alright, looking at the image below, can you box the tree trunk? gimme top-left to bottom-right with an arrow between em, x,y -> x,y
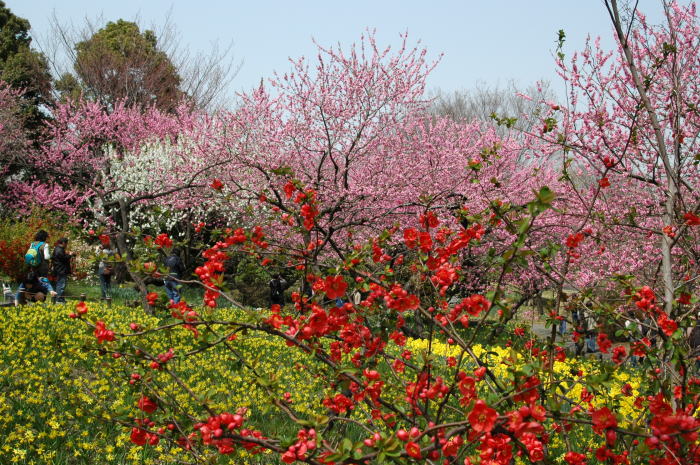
116,199 -> 154,314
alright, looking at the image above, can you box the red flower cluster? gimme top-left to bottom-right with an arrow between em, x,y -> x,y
634,286 -> 656,311
405,441 -> 422,459
137,396 -> 158,413
97,234 -> 110,248
322,393 -> 354,414
69,301 -> 90,319
451,294 -> 491,321
130,423 -> 159,446
431,263 -> 459,295
656,312 -> 678,336
612,346 -> 627,364
403,227 -> 418,248
383,284 -> 420,312
684,211 -> 700,226
323,275 -> 347,299
677,292 -> 692,305
195,411 -> 249,455
281,428 -> 316,464
469,433 -> 512,465
150,348 -> 175,370
591,406 -> 618,435
283,181 -> 296,199
566,232 -> 584,249
419,211 -> 440,229
597,333 -> 612,353
94,320 -> 115,343
210,178 -> 224,191
146,292 -> 159,307
565,451 -> 587,465
154,233 -> 173,249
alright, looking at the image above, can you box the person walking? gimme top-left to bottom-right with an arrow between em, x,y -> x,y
164,248 -> 184,304
51,238 -> 73,303
269,274 -> 287,307
97,245 -> 115,300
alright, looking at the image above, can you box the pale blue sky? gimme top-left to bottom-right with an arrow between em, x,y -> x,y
10,1 -> 667,98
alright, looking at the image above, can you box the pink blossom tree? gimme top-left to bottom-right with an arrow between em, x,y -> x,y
206,33 -> 561,295
507,1 -> 700,358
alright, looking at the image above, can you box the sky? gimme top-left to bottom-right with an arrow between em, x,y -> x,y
10,1 -> 668,100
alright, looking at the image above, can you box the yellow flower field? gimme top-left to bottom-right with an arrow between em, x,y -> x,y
0,302 -> 643,464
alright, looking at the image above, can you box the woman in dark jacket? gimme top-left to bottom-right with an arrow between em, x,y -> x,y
51,238 -> 73,303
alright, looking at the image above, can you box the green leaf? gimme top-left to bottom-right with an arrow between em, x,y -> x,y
536,186 -> 556,206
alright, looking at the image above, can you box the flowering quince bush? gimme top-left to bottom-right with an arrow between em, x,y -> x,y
64,175 -> 700,465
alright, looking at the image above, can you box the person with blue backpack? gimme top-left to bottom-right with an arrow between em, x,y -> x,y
25,230 -> 51,278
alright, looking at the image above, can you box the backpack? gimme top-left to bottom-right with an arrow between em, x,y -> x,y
25,242 -> 45,267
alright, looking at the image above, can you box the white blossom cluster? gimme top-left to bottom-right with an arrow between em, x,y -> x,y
92,138 -> 248,236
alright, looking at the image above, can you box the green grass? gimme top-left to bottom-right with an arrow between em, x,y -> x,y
59,279 -> 206,307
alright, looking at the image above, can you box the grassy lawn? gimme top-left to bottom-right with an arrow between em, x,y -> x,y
59,279 -> 206,306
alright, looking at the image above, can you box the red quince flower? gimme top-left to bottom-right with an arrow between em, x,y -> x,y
612,346 -> 627,365
210,179 -> 224,191
677,292 -> 692,305
684,212 -> 700,226
591,406 -> 617,435
99,234 -> 111,246
130,427 -> 149,445
597,333 -> 612,353
324,276 -> 347,300
154,233 -> 173,249
137,396 -> 158,413
566,232 -> 584,248
418,232 -> 432,253
146,292 -> 159,306
76,301 -> 88,315
565,451 -> 587,465
419,211 -> 440,229
94,320 -> 115,343
403,228 -> 418,249
468,399 -> 498,433
405,441 -> 422,459
283,181 -> 296,199
656,313 -> 678,336
465,294 -> 490,316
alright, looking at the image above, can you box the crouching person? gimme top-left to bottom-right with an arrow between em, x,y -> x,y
15,271 -> 56,306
